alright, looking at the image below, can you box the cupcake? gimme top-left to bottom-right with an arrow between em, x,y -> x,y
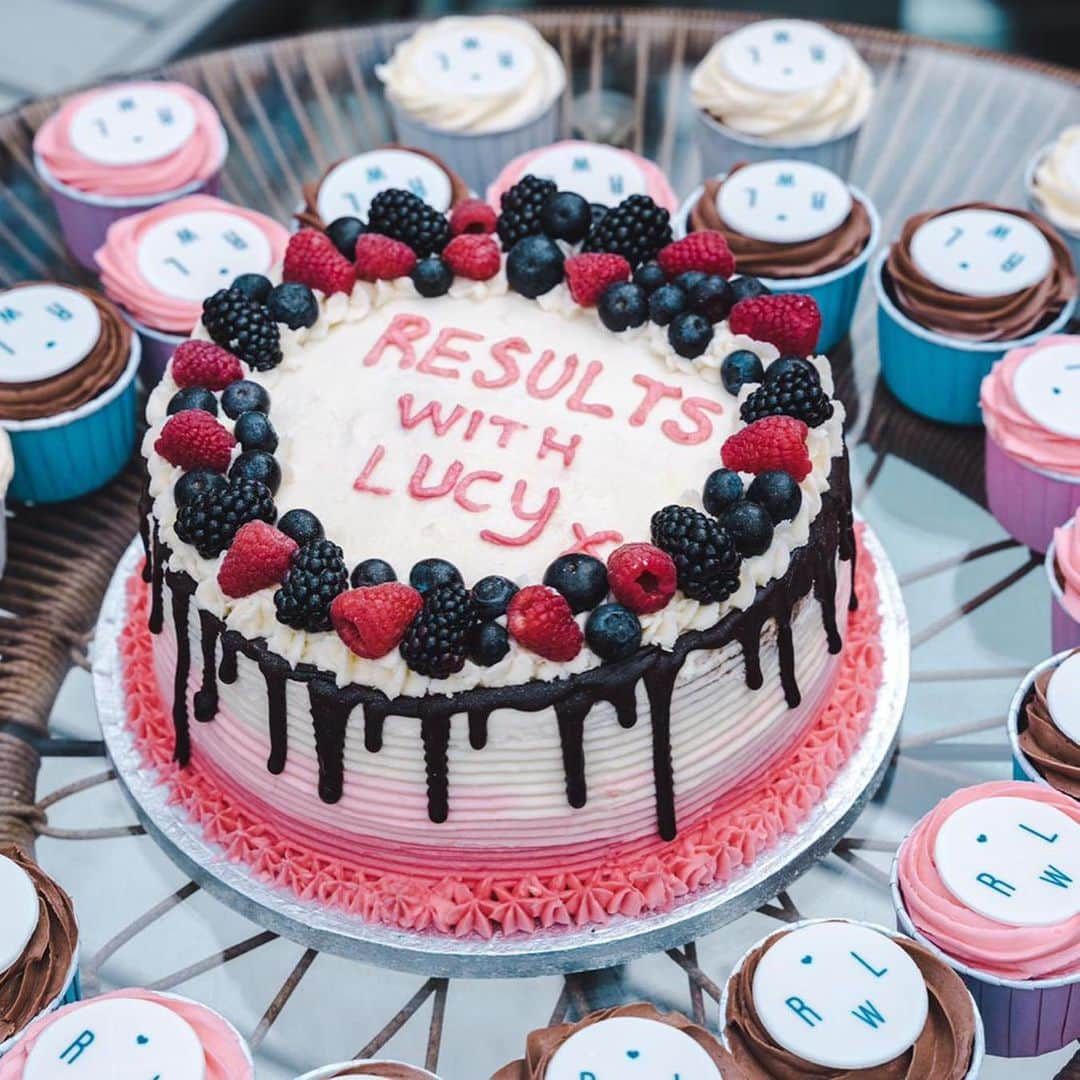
677,159 -> 879,352
0,846 -> 79,1056
690,19 -> 873,179
296,145 -> 470,231
0,989 -> 252,1077
486,140 -> 678,213
893,780 -> 1080,1057
981,334 -> 1080,552
298,1063 -> 440,1079
1027,126 -> 1080,271
1048,512 -> 1080,652
1009,650 -> 1080,797
722,919 -> 981,1078
0,429 -> 11,579
0,282 -> 138,504
492,1003 -> 744,1078
94,193 -> 289,386
876,202 -> 1077,425
376,16 -> 566,194
33,81 -> 227,272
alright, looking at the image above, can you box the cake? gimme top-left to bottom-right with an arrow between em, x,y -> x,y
1010,649 -> 1080,799
1027,125 -> 1080,268
125,179 -> 888,939
1049,510 -> 1080,652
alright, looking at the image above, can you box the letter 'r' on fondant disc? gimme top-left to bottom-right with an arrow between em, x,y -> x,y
0,852 -> 39,975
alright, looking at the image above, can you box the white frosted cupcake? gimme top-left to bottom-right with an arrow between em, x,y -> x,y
1027,126 -> 1080,272
691,19 -> 873,179
377,16 -> 565,194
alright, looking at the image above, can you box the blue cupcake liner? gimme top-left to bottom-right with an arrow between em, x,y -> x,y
873,250 -> 1078,426
3,334 -> 140,504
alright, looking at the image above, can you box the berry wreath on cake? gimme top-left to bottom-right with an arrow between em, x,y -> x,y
125,181 -> 887,939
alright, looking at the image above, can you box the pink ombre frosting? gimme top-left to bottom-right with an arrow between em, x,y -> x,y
0,989 -> 252,1079
34,82 -> 225,199
1055,515 -> 1080,620
898,780 -> 1080,981
980,336 -> 1080,478
95,194 -> 289,334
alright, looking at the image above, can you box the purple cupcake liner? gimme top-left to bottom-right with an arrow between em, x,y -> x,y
1046,529 -> 1080,652
985,431 -> 1080,554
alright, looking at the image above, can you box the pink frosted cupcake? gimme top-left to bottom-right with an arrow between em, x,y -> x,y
486,140 -> 678,212
34,82 -> 227,271
892,780 -> 1080,1058
0,989 -> 252,1077
95,194 -> 288,386
981,334 -> 1080,553
1048,512 -> 1080,652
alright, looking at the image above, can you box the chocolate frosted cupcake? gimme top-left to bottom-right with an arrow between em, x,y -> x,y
1010,649 -> 1080,798
298,1063 -> 439,1079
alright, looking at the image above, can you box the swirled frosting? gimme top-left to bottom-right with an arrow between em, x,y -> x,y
885,203 -> 1076,342
724,925 -> 975,1079
33,82 -> 225,199
689,168 -> 871,278
1031,127 -> 1080,235
690,26 -> 872,143
980,336 -> 1080,478
0,845 -> 77,1044
376,17 -> 565,135
1056,516 -> 1080,620
492,1003 -> 747,1078
897,780 -> 1080,980
1018,654 -> 1080,799
95,194 -> 289,334
0,286 -> 131,422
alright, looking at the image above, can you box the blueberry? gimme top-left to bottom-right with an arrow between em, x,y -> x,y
543,553 -> 608,614
589,203 -> 608,230
472,575 -> 519,619
674,270 -> 707,294
278,508 -> 324,546
326,216 -> 366,260
747,470 -> 802,523
229,450 -> 281,494
174,470 -> 227,508
411,255 -> 453,298
234,410 -> 278,452
598,282 -> 648,333
730,275 -> 771,302
350,557 -> 397,588
540,191 -> 591,244
469,620 -> 510,667
688,275 -> 734,324
585,603 -> 642,662
668,312 -> 714,359
222,380 -> 270,419
721,349 -> 765,395
703,468 -> 744,517
633,261 -> 668,294
765,355 -> 819,384
167,387 -> 218,417
720,500 -> 774,557
267,282 -> 318,329
410,557 -> 462,595
506,235 -> 565,298
231,273 -> 272,304
648,283 -> 687,326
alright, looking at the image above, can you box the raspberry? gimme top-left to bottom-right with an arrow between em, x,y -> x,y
651,506 -> 741,604
721,416 -> 812,481
606,543 -> 677,614
565,253 -> 631,307
657,231 -> 735,279
507,585 -> 583,662
331,583 -> 423,659
172,341 -> 242,390
354,233 -> 418,282
729,294 -> 822,357
443,234 -> 501,281
217,521 -> 297,598
450,198 -> 497,236
154,410 -> 235,472
283,228 -> 356,296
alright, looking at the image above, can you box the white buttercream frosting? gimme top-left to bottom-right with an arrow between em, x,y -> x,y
376,16 -> 566,135
1031,126 -> 1080,235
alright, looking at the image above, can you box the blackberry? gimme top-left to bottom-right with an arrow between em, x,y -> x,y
651,505 -> 741,604
497,175 -> 557,249
202,288 -> 282,372
367,188 -> 450,257
584,194 -> 672,267
399,581 -> 477,678
273,539 -> 348,633
175,476 -> 276,559
740,365 -> 834,427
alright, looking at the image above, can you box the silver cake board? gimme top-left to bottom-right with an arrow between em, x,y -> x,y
91,523 -> 908,979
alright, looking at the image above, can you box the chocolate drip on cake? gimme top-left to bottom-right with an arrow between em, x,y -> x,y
468,710 -> 490,750
422,710 -> 453,824
194,610 -> 220,722
149,524 -> 166,635
261,653 -> 290,774
556,694 -> 591,810
308,679 -> 351,804
363,704 -> 386,754
169,574 -> 196,766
